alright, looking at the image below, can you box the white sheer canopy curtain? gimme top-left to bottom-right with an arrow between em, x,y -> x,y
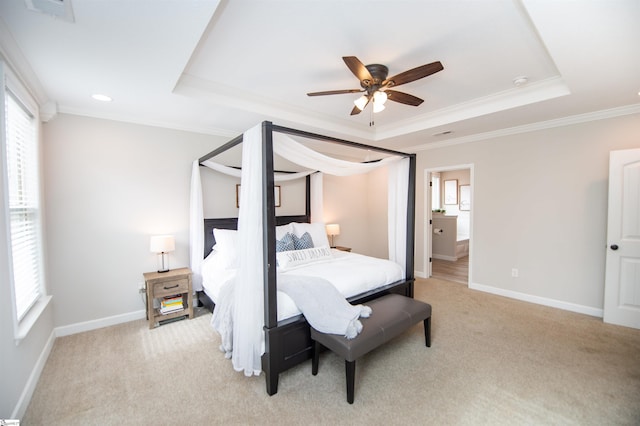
233,125 -> 264,376
189,160 -> 204,291
387,158 -> 410,278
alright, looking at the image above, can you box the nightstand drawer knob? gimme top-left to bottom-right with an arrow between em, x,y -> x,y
164,284 -> 179,290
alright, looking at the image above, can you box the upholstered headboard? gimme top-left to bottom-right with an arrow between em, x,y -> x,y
204,214 -> 310,258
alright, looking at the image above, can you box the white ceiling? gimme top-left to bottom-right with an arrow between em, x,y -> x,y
0,0 -> 638,152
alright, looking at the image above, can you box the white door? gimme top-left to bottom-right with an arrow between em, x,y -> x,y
603,149 -> 640,329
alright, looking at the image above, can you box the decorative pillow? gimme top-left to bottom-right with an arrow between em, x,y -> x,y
276,232 -> 295,252
276,246 -> 333,271
291,222 -> 330,248
292,232 -> 314,250
212,228 -> 238,269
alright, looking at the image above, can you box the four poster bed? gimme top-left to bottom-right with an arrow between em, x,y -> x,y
189,121 -> 416,395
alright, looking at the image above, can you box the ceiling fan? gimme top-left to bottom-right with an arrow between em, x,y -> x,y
307,56 -> 444,116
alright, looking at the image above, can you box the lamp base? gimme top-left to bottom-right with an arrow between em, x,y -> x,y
157,252 -> 170,273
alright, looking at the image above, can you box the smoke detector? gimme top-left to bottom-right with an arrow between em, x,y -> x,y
25,0 -> 75,22
513,76 -> 529,87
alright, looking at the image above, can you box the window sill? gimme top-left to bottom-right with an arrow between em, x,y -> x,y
14,295 -> 52,345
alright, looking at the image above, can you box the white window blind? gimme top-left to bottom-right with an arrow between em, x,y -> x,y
4,89 -> 43,321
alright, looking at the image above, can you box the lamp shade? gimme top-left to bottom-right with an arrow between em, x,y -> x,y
326,224 -> 340,236
373,90 -> 387,105
150,235 -> 175,253
372,101 -> 386,113
353,95 -> 368,111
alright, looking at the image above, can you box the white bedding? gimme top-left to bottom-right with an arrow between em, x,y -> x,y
201,248 -> 404,321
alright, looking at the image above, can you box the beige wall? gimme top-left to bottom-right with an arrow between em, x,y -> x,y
323,173 -> 370,254
413,113 -> 640,313
43,114 -> 227,327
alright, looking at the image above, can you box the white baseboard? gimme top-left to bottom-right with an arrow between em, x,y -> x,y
414,270 -> 427,279
55,309 -> 146,337
432,254 -> 458,261
11,329 -> 56,419
470,282 -> 604,318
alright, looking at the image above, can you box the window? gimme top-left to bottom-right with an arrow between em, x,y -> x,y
1,63 -> 48,338
431,173 -> 441,211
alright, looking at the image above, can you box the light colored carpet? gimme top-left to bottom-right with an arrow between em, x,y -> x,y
22,278 -> 640,425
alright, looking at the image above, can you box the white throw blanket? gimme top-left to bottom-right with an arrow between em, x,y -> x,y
211,274 -> 372,357
278,274 -> 371,339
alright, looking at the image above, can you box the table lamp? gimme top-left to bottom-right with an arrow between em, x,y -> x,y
326,224 -> 340,248
150,235 -> 175,273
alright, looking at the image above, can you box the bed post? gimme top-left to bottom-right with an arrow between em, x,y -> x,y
261,121 -> 277,328
260,121 -> 281,396
305,175 -> 311,219
406,154 -> 417,297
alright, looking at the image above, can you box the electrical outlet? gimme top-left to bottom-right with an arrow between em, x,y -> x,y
138,281 -> 146,294
511,268 -> 519,278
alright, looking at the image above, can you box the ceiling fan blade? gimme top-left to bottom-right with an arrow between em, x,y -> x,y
343,56 -> 373,85
307,89 -> 363,96
385,90 -> 424,106
383,61 -> 443,87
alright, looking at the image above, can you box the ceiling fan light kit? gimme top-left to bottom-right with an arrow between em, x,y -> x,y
372,99 -> 386,113
373,90 -> 387,105
354,95 -> 369,110
307,55 -> 443,119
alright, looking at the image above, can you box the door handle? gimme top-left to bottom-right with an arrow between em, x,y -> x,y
610,244 -> 619,251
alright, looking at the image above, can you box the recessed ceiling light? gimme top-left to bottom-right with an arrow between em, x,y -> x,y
513,76 -> 529,87
91,94 -> 112,102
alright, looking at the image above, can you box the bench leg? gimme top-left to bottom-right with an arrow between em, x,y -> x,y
346,360 -> 355,404
312,340 -> 321,376
424,317 -> 431,347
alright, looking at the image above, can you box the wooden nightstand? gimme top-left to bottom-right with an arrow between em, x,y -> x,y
143,267 -> 193,329
335,246 -> 352,252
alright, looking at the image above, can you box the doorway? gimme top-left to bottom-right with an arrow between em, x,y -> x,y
424,165 -> 473,285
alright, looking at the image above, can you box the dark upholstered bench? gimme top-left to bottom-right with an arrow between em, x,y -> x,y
310,293 -> 432,403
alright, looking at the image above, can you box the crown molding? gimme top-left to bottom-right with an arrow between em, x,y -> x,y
408,103 -> 640,152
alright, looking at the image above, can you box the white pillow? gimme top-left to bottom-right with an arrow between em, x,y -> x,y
291,222 -> 330,248
212,228 -> 238,269
275,223 -> 294,240
202,249 -> 226,275
276,246 -> 333,271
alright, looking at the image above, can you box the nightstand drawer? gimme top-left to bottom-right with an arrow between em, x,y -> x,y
153,278 -> 189,297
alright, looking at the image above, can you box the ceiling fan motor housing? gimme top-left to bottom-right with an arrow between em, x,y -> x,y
362,64 -> 389,90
